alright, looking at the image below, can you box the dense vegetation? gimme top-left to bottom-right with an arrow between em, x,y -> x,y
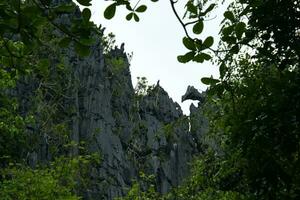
1,0 -> 299,199
0,0 -> 100,199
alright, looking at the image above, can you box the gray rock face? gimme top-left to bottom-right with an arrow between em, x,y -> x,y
66,47 -> 208,197
60,43 -> 205,198
135,85 -> 195,194
181,85 -> 204,102
14,2 -> 208,199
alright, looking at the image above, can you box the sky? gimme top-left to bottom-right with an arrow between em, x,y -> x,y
87,0 -> 227,114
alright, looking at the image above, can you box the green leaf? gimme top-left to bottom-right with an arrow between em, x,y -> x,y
59,37 -> 72,48
235,22 -> 246,39
136,5 -> 147,13
183,37 -> 196,51
82,8 -> 91,22
222,25 -> 234,36
186,2 -> 197,15
207,83 -> 224,96
104,3 -> 117,20
202,53 -> 212,60
133,13 -> 140,22
126,4 -> 133,11
193,54 -> 204,63
177,51 -> 195,63
75,42 -> 90,57
230,44 -> 239,54
219,63 -> 227,78
201,77 -> 220,85
204,3 -> 216,14
126,12 -> 134,21
224,11 -> 235,22
76,0 -> 92,6
203,36 -> 214,48
194,39 -> 202,50
222,36 -> 237,44
193,20 -> 204,34
193,53 -> 211,62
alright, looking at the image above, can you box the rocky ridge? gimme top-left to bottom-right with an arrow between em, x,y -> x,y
15,1 -> 208,199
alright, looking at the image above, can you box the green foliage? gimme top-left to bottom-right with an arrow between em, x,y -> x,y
0,153 -> 100,200
108,57 -> 126,74
103,1 -> 150,22
134,77 -> 154,98
0,166 -> 79,200
197,0 -> 299,199
0,0 -> 97,165
101,32 -> 116,54
115,172 -> 160,200
0,1 -> 103,199
205,62 -> 300,199
118,182 -> 160,200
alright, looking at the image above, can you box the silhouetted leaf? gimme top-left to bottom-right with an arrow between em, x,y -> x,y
204,4 -> 216,14
195,39 -> 203,50
202,53 -> 212,60
186,2 -> 197,15
222,36 -> 237,44
203,36 -> 214,48
201,77 -> 220,85
235,22 -> 246,39
82,8 -> 91,22
219,63 -> 227,78
183,37 -> 196,51
177,51 -> 195,63
222,25 -> 234,36
104,3 -> 116,19
136,5 -> 147,13
126,12 -> 134,21
193,20 -> 203,34
193,54 -> 204,63
193,53 -> 211,62
76,0 -> 92,6
230,44 -> 239,54
224,11 -> 235,22
126,4 -> 133,11
133,13 -> 139,22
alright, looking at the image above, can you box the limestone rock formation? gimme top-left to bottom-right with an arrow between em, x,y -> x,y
181,85 -> 204,102
14,1 -> 208,199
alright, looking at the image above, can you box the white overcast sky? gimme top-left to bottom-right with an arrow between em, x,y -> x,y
85,0 -> 227,114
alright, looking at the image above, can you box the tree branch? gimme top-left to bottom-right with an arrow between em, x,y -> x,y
169,0 -> 192,39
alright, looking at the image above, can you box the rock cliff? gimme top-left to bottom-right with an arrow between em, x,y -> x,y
14,1 -> 208,199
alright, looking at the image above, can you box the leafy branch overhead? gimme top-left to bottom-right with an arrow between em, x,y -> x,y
103,0 -> 151,22
101,0 -> 219,84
